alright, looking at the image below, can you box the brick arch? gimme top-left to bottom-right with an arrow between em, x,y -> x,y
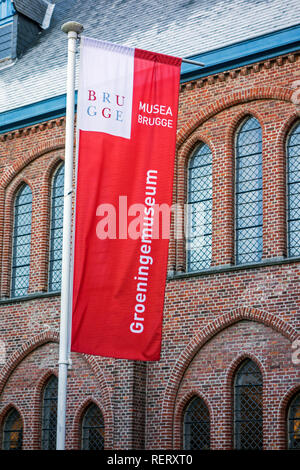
177,86 -> 293,149
278,384 -> 300,449
275,112 -> 300,259
222,108 -> 266,265
173,389 -> 212,449
224,353 -> 265,449
0,333 -> 114,450
277,111 -> 300,150
42,155 -> 65,189
31,368 -> 58,450
0,402 -> 24,450
160,306 -> 299,448
71,396 -> 113,450
0,142 -> 65,190
0,176 -> 35,297
39,156 -> 65,290
0,331 -> 59,396
225,107 -> 266,151
175,132 -> 216,272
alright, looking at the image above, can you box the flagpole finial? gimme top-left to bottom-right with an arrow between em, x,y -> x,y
61,21 -> 84,35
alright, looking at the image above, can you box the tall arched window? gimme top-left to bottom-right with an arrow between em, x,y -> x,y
187,143 -> 212,272
41,375 -> 58,450
11,184 -> 32,297
287,392 -> 300,450
81,403 -> 104,450
49,163 -> 64,291
235,117 -> 263,264
183,397 -> 210,450
234,359 -> 263,450
2,408 -> 23,450
287,121 -> 300,257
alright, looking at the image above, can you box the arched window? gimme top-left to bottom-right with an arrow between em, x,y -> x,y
41,375 -> 58,450
287,122 -> 300,257
81,403 -> 104,450
187,143 -> 212,272
235,117 -> 263,264
234,359 -> 263,450
49,163 -> 64,291
11,184 -> 32,297
287,392 -> 300,450
183,397 -> 210,450
2,408 -> 23,450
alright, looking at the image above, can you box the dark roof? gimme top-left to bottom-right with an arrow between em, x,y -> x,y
1,0 -> 300,114
13,0 -> 54,28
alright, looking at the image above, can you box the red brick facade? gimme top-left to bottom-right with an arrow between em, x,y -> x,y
0,51 -> 299,449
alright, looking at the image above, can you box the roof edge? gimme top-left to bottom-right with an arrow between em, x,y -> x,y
0,23 -> 299,134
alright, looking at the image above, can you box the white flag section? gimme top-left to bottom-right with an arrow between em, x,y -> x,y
77,37 -> 134,139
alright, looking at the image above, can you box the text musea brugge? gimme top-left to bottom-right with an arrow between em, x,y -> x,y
138,102 -> 174,128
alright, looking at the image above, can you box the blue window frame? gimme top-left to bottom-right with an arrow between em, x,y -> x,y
48,163 -> 64,291
287,122 -> 300,258
11,184 -> 32,297
187,143 -> 212,272
235,117 -> 263,264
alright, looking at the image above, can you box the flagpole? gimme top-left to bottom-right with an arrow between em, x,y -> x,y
56,21 -> 83,451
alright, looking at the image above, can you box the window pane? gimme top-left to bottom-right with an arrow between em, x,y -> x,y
287,122 -> 300,257
81,404 -> 104,450
235,117 -> 263,264
49,164 -> 64,291
234,359 -> 263,450
41,376 -> 58,450
187,143 -> 212,271
2,409 -> 23,450
183,397 -> 210,450
11,185 -> 32,297
288,392 -> 300,450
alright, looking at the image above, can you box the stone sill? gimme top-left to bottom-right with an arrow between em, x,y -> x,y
0,290 -> 60,306
167,256 -> 300,281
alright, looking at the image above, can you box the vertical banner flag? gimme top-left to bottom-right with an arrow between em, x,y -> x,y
71,37 -> 181,361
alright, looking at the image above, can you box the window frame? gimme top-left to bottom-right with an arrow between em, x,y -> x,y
41,375 -> 58,450
81,403 -> 105,450
10,184 -> 32,298
186,142 -> 213,273
234,116 -> 263,265
233,359 -> 263,450
286,121 -> 300,259
2,408 -> 23,450
183,396 -> 210,450
287,391 -> 300,450
48,162 -> 64,292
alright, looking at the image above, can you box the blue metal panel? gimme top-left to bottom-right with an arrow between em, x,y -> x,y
0,25 -> 300,134
0,0 -> 15,20
0,93 -> 69,132
181,24 -> 300,82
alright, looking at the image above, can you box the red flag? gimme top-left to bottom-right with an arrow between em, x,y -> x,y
71,37 -> 181,361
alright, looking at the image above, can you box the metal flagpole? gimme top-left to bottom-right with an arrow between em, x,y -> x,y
56,21 -> 83,451
55,24 -> 203,450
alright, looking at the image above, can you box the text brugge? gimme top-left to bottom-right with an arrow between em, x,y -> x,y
138,102 -> 174,128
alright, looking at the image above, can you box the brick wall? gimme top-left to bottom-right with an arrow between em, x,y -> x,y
0,51 -> 299,449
